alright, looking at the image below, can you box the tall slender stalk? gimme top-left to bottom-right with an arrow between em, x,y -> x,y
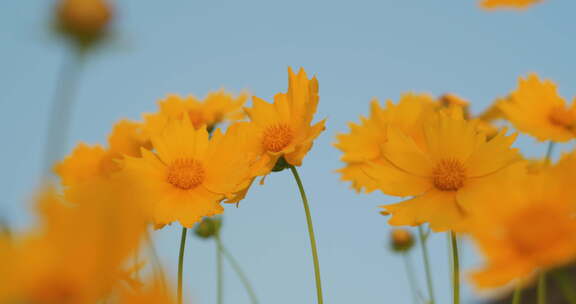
288,165 -> 323,304
43,48 -> 85,174
402,252 -> 420,304
418,225 -> 435,304
177,227 -> 188,304
215,233 -> 223,304
538,272 -> 547,304
553,270 -> 576,304
512,284 -> 522,304
220,244 -> 259,304
450,231 -> 460,304
545,141 -> 556,162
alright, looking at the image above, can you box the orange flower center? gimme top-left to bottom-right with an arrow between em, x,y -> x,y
262,124 -> 294,152
549,106 -> 576,129
432,158 -> 466,191
167,158 -> 205,190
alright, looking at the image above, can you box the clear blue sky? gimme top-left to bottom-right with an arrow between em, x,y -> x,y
2,0 -> 576,303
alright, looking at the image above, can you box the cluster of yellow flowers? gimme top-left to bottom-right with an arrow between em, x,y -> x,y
1,68 -> 325,303
336,73 -> 576,289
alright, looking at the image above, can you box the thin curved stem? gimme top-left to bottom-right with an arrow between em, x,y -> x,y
511,283 -> 522,304
512,284 -> 522,304
538,272 -> 546,304
177,227 -> 188,304
289,165 -> 323,304
216,233 -> 223,304
450,231 -> 460,304
545,141 -> 556,162
418,225 -> 435,304
43,48 -> 85,174
221,244 -> 259,304
402,253 -> 420,304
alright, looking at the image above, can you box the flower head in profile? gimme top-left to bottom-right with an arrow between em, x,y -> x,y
468,151 -> 576,288
499,74 -> 576,142
243,67 -> 325,173
55,120 -> 150,198
480,0 -> 542,10
122,118 -> 258,227
369,109 -> 519,232
143,90 -> 248,137
334,94 -> 437,193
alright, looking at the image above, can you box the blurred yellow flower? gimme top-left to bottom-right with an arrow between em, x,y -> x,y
468,152 -> 576,288
122,118 -> 257,227
499,74 -> 576,142
480,0 -> 542,10
56,0 -> 112,45
244,67 -> 326,172
0,178 -> 148,303
55,120 -> 150,195
118,279 -> 175,304
371,110 -> 519,231
143,90 -> 248,136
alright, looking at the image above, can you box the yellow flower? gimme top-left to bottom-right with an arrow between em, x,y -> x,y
121,118 -> 257,227
335,94 -> 436,193
56,0 -> 112,45
244,67 -> 326,172
0,178 -> 148,303
468,153 -> 576,288
499,74 -> 576,142
143,90 -> 248,136
370,109 -> 519,232
55,120 -> 150,196
480,0 -> 542,9
118,279 -> 175,304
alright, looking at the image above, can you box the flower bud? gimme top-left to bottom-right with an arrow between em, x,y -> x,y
56,0 -> 112,47
194,217 -> 222,239
390,229 -> 414,253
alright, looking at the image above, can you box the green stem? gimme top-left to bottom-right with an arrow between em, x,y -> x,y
43,48 -> 85,174
216,233 -> 223,304
545,141 -> 556,162
289,165 -> 323,304
450,231 -> 460,304
402,253 -> 420,304
553,270 -> 576,304
538,272 -> 547,304
511,283 -> 522,304
220,243 -> 259,304
418,225 -> 435,304
177,227 -> 188,304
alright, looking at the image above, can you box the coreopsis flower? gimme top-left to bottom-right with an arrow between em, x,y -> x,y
143,90 -> 248,136
480,0 -> 542,10
121,118 -> 259,227
55,120 -> 150,196
56,0 -> 113,46
335,94 -> 437,193
370,109 -> 519,232
499,74 -> 576,142
118,279 -> 175,304
0,177 -> 148,303
468,152 -> 576,288
244,67 -> 326,173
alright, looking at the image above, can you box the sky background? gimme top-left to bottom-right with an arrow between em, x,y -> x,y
2,0 -> 576,303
